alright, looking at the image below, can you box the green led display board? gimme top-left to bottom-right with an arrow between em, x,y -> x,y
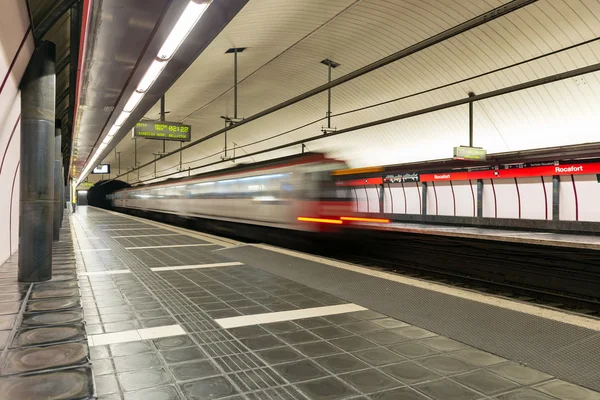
133,121 -> 192,142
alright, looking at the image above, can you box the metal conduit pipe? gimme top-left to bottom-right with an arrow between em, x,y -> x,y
53,120 -> 62,241
111,0 -> 536,181
19,41 -> 56,282
136,61 -> 600,183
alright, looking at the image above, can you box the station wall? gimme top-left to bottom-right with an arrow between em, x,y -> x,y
0,0 -> 34,264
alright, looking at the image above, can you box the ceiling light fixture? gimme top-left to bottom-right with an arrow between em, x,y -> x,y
158,1 -> 210,60
78,0 -> 213,185
123,91 -> 145,112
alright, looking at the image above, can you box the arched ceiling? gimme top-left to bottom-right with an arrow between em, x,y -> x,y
90,0 -> 600,185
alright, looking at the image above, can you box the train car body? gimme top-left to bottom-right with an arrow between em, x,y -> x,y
110,153 -> 354,232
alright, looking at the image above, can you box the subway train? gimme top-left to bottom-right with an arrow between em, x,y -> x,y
109,153 -> 360,232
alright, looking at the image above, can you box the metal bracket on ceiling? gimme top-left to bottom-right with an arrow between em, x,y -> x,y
321,59 -> 340,135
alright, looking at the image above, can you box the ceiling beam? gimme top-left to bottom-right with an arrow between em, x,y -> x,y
34,0 -> 81,41
56,87 -> 70,107
56,53 -> 70,74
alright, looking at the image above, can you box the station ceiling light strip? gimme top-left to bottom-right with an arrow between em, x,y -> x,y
77,0 -> 211,185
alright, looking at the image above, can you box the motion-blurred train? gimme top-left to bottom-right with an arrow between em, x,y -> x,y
109,153 -> 358,232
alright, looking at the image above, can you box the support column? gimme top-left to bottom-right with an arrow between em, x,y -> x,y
19,41 -> 56,282
421,182 -> 428,216
477,179 -> 484,217
53,120 -> 62,241
552,175 -> 560,221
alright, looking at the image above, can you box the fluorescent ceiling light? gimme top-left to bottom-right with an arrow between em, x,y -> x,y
137,60 -> 167,92
102,136 -> 111,145
107,126 -> 120,137
158,1 -> 210,60
123,91 -> 145,112
115,111 -> 130,126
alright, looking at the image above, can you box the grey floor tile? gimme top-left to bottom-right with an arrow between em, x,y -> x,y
294,341 -> 343,358
110,341 -> 153,357
414,378 -> 482,400
311,326 -> 353,340
295,318 -> 332,330
160,346 -> 207,364
487,362 -> 553,386
388,341 -> 440,359
363,330 -> 408,346
329,336 -> 378,352
153,335 -> 195,350
104,320 -> 141,333
341,321 -> 383,335
535,380 -> 600,400
96,374 -> 121,396
273,360 -> 329,383
370,318 -> 410,329
180,375 -> 239,399
371,387 -> 431,400
123,384 -> 182,400
170,360 -> 221,382
315,353 -> 370,374
118,367 -> 172,391
340,368 -> 402,393
392,326 -> 438,340
451,348 -> 507,367
322,314 -> 361,325
114,353 -> 162,373
417,354 -> 477,375
353,347 -> 406,367
240,335 -> 285,351
256,346 -> 305,365
261,321 -> 301,334
381,361 -> 441,385
295,377 -> 359,400
417,336 -> 470,352
494,388 -> 560,400
278,330 -> 320,345
93,359 -> 116,376
455,370 -> 519,396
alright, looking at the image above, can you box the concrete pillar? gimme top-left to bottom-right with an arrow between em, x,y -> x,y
18,41 -> 56,282
53,120 -> 62,241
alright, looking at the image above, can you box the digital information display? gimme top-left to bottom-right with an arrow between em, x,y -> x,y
92,164 -> 110,174
453,146 -> 487,161
133,121 -> 192,142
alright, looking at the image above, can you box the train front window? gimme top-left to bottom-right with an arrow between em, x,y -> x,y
307,171 -> 352,201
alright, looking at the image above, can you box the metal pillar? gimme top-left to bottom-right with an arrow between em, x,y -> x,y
477,179 -> 483,217
53,120 -> 62,241
321,59 -> 339,132
468,92 -> 475,147
421,182 -> 428,216
161,95 -> 166,153
378,184 -> 385,213
234,48 -> 238,120
19,41 -> 56,282
552,175 -> 560,221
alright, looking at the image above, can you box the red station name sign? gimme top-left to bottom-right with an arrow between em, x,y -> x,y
420,162 -> 600,182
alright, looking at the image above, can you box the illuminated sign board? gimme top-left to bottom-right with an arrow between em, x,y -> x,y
133,121 -> 192,142
453,146 -> 487,161
92,164 -> 110,174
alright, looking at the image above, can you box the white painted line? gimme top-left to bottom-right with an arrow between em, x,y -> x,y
215,304 -> 367,329
89,330 -> 142,347
151,262 -> 243,272
75,248 -> 111,252
111,234 -> 183,239
105,228 -> 164,231
88,324 -> 186,347
138,325 -> 186,340
79,270 -> 131,276
126,244 -> 215,250
254,244 -> 600,332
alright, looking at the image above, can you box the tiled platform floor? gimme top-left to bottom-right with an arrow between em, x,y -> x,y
2,206 -> 600,400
